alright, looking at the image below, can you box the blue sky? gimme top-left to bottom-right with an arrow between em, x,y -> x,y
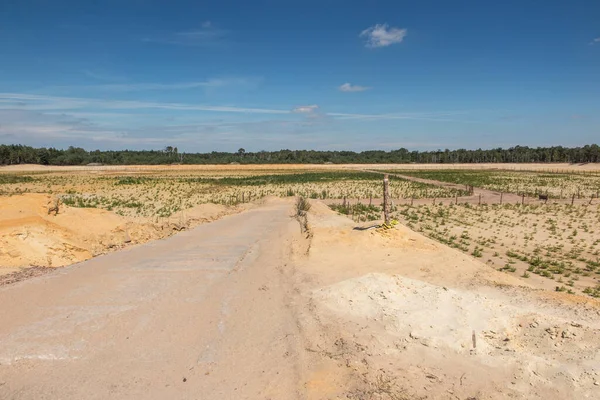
0,0 -> 599,152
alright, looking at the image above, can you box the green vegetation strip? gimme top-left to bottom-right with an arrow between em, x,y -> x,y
0,175 -> 35,184
183,171 -> 386,186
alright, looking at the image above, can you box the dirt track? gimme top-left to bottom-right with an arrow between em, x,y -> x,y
0,200 -> 306,399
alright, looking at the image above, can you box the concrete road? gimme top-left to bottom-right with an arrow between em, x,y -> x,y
0,202 -> 305,399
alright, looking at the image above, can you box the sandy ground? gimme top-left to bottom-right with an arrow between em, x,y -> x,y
0,193 -> 248,277
1,199 -> 599,399
298,203 -> 600,399
0,200 -> 304,399
2,162 -> 600,174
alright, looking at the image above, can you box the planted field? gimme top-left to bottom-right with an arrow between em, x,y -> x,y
394,202 -> 600,297
0,170 -> 464,219
387,169 -> 600,199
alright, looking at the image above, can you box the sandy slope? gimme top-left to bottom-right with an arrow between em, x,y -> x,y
0,193 -> 245,276
0,199 -> 598,399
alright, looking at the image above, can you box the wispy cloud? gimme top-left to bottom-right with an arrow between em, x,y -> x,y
64,82 -> 217,92
0,93 -> 289,114
339,83 -> 371,92
0,93 -> 477,152
142,24 -> 227,46
326,111 -> 474,123
0,93 -> 475,122
0,109 -> 118,142
292,105 -> 319,113
360,24 -> 407,48
52,78 -> 258,92
591,37 -> 600,45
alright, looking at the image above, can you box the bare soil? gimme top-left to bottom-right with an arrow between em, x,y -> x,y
2,199 -> 599,399
1,164 -> 600,398
0,193 -> 247,278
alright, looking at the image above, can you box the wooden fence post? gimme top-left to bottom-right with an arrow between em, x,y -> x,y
500,192 -> 503,204
522,193 -> 525,205
571,194 -> 575,206
479,194 -> 482,205
383,174 -> 391,225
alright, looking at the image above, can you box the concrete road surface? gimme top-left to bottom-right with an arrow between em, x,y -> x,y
0,202 -> 306,399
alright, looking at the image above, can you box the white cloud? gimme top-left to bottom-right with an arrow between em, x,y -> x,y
202,21 -> 212,28
592,37 -> 600,44
360,24 -> 407,48
292,105 -> 319,113
339,83 -> 371,92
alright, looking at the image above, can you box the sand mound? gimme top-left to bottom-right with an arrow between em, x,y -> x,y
0,194 -> 244,275
312,272 -> 600,398
0,194 -> 130,269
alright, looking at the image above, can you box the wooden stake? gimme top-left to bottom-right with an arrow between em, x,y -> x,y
571,194 -> 575,206
521,193 -> 525,205
383,174 -> 391,225
479,194 -> 482,205
500,192 -> 503,204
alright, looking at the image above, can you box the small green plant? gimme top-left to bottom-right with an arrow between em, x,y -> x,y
471,247 -> 483,258
296,196 -> 311,216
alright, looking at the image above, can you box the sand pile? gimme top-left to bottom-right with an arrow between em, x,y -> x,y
0,194 -> 129,271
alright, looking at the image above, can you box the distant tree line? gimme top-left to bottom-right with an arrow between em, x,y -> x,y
1,144 -> 599,166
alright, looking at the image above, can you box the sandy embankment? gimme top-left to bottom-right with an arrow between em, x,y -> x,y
297,201 -> 600,399
0,193 -> 245,277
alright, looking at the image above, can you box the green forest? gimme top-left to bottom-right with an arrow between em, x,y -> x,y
1,144 -> 599,166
